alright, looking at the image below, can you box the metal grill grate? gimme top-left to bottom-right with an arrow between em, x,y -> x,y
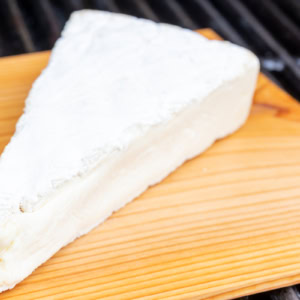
0,0 -> 300,100
0,0 -> 299,101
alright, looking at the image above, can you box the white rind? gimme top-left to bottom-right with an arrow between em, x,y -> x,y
0,10 -> 257,214
0,10 -> 259,292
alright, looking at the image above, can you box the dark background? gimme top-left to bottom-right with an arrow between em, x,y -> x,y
0,0 -> 299,101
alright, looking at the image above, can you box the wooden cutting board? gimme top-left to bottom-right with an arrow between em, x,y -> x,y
0,29 -> 300,300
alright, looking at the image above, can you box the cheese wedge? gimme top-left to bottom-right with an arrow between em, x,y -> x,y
0,10 -> 259,292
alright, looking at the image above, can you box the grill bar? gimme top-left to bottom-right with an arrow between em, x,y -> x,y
226,0 -> 300,79
223,0 -> 300,99
65,0 -> 85,11
7,0 -> 35,53
90,0 -> 108,11
193,0 -> 249,48
260,1 -> 300,50
38,0 -> 61,44
236,286 -> 300,300
104,0 -> 120,13
271,287 -> 300,300
163,0 -> 198,29
131,0 -> 159,22
275,0 -> 300,26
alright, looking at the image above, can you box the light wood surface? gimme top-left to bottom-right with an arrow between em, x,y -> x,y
0,29 -> 300,300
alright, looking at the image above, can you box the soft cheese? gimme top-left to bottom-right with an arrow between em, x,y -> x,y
0,10 -> 259,292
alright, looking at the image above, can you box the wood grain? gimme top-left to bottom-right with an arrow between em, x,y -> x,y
0,29 -> 300,300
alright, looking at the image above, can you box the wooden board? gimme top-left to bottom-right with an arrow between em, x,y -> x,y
0,29 -> 300,300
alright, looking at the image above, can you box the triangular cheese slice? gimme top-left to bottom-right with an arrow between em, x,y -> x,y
0,10 -> 259,291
